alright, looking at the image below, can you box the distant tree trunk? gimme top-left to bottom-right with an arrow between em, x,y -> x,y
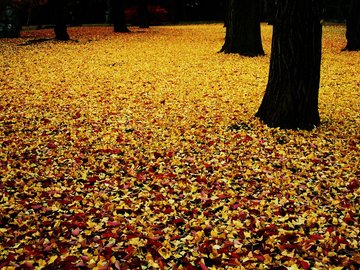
138,0 -> 149,28
343,0 -> 360,51
0,3 -> 21,38
220,0 -> 264,56
255,0 -> 322,130
111,0 -> 129,32
49,0 -> 70,40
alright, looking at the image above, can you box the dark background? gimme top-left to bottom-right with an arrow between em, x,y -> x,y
1,0 -> 354,29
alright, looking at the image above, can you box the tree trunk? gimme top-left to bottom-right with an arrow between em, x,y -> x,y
343,0 -> 360,51
255,0 -> 322,130
138,0 -> 150,28
265,0 -> 276,25
111,0 -> 129,32
224,0 -> 229,27
49,0 -> 70,40
220,0 -> 264,56
0,3 -> 21,38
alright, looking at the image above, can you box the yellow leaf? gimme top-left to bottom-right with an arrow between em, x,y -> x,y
158,247 -> 171,259
48,255 -> 58,264
281,249 -> 295,258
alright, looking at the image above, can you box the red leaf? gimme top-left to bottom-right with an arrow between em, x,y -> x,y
136,172 -> 146,181
298,260 -> 310,270
231,252 -> 241,259
170,235 -> 181,241
42,118 -> 51,124
241,135 -> 253,142
164,207 -> 173,214
239,211 -> 247,220
107,221 -> 121,227
88,176 -> 99,183
348,179 -> 359,190
47,142 -> 57,149
125,245 -> 135,254
253,254 -> 265,262
199,261 -> 208,270
196,176 -> 207,184
74,112 -> 81,119
81,255 -> 89,261
309,235 -> 323,241
72,227 -> 80,236
217,194 -> 231,199
335,237 -> 349,245
102,232 -> 118,238
65,256 -> 77,262
147,238 -> 163,248
123,245 -> 135,260
173,218 -> 185,225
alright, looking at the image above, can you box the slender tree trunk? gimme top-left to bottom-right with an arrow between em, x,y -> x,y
255,0 -> 322,130
343,0 -> 360,51
220,0 -> 264,56
138,0 -> 149,28
111,0 -> 129,32
0,2 -> 21,38
49,0 -> 70,40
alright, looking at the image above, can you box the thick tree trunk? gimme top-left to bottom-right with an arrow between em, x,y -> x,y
49,0 -> 70,40
255,0 -> 322,130
138,0 -> 149,28
224,0 -> 229,27
343,0 -> 360,51
265,0 -> 276,25
220,0 -> 264,56
111,0 -> 129,32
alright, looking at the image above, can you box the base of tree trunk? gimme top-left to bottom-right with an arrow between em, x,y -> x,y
255,112 -> 320,131
343,0 -> 360,51
54,25 -> 70,40
255,0 -> 322,131
219,47 -> 264,57
114,26 -> 130,33
342,43 -> 360,51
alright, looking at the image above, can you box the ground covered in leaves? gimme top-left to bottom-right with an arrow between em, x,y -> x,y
0,24 -> 359,269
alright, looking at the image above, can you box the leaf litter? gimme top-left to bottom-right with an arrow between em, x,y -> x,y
0,24 -> 359,269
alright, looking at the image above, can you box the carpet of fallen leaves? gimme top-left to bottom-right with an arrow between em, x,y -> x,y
0,24 -> 359,270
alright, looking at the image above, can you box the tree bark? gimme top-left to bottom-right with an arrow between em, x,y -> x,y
220,0 -> 264,56
48,0 -> 70,40
343,0 -> 360,51
255,0 -> 322,130
265,0 -> 276,25
224,0 -> 229,27
111,0 -> 129,32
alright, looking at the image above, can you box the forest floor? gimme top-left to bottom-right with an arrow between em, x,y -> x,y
0,24 -> 359,269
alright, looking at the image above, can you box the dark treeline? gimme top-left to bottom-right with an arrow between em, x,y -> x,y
1,0 -> 353,28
